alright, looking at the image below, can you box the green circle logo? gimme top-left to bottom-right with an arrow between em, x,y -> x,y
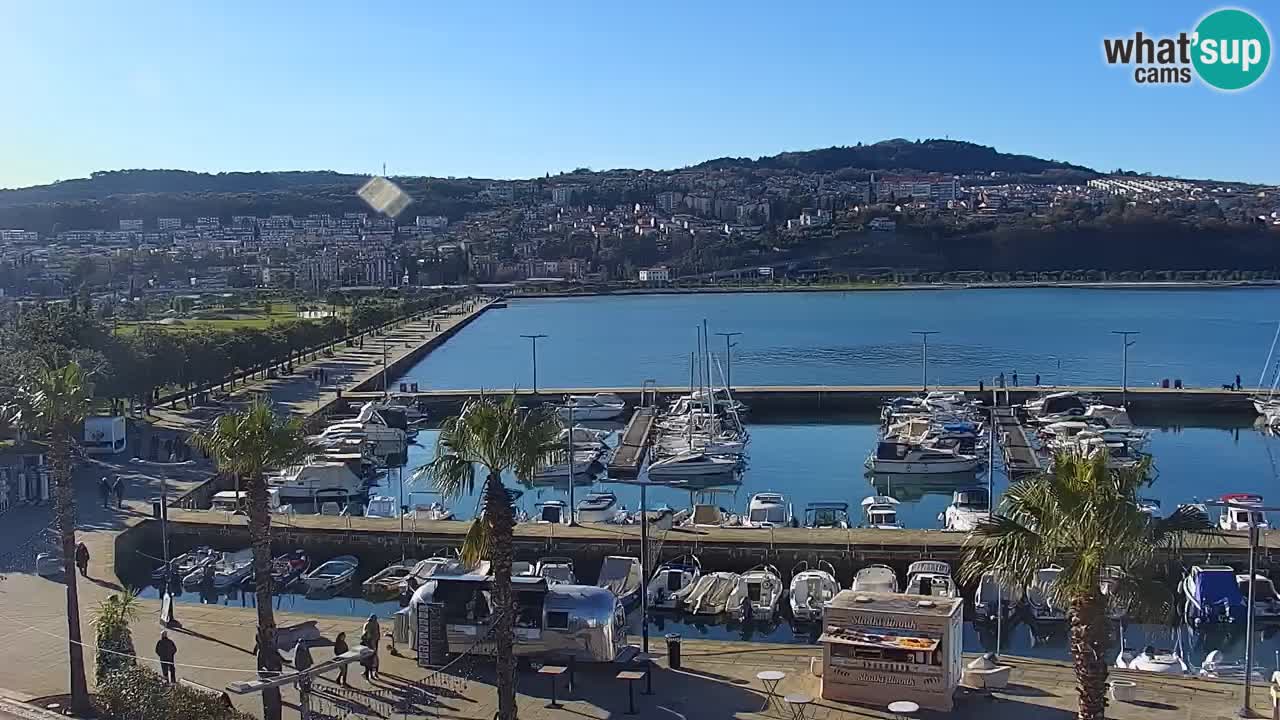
1193,8 -> 1271,90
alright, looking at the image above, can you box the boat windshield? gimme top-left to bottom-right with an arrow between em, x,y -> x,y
871,509 -> 897,525
749,506 -> 787,524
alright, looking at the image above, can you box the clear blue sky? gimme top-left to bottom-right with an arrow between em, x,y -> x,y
1,0 -> 1276,188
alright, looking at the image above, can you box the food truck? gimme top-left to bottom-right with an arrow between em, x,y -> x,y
819,589 -> 963,711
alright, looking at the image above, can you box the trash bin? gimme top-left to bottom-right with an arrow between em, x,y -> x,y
665,633 -> 681,670
1161,378 -> 1170,388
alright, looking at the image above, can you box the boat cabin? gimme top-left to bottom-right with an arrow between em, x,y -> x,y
536,500 -> 570,525
805,502 -> 850,528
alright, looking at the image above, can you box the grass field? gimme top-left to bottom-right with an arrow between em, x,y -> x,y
115,303 -> 348,334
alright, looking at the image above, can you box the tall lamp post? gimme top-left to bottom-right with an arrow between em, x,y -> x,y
563,396 -> 577,526
714,332 -> 742,390
520,334 -> 548,395
613,477 -> 666,654
911,331 -> 939,391
1111,331 -> 1139,406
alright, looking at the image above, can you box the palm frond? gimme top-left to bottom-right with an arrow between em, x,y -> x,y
459,518 -> 491,569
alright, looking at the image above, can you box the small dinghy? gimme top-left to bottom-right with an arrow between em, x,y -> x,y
363,561 -> 418,599
302,555 -> 359,593
788,560 -> 839,622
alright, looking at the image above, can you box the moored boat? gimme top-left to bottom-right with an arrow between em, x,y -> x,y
302,555 -> 359,593
788,560 -> 839,622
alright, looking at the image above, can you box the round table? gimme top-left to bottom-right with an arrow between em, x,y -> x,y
756,670 -> 787,713
888,700 -> 920,718
783,694 -> 814,720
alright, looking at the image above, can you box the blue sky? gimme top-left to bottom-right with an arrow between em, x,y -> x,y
0,0 -> 1275,188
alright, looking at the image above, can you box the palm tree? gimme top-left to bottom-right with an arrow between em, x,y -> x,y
960,450 -> 1211,720
4,361 -> 93,715
190,401 -> 313,720
93,591 -> 140,682
415,396 -> 560,720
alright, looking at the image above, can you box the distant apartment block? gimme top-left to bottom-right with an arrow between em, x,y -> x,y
875,175 -> 958,203
195,217 -> 220,230
119,219 -> 144,231
868,217 -> 897,232
638,266 -> 671,282
1,229 -> 39,243
157,217 -> 182,230
415,215 -> 449,230
551,185 -> 582,206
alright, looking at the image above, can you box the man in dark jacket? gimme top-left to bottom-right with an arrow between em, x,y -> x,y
98,477 -> 111,508
156,631 -> 177,683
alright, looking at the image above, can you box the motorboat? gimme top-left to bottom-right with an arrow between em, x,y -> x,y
557,426 -> 612,451
1028,565 -> 1067,622
1182,565 -> 1246,626
1100,565 -> 1128,620
556,393 -> 627,421
904,560 -> 957,598
646,555 -> 702,610
1217,493 -> 1269,531
1083,404 -> 1134,428
403,502 -> 454,521
576,492 -> 619,523
1199,650 -> 1270,682
596,556 -> 643,606
364,561 -> 418,599
312,402 -> 408,457
534,449 -> 606,483
266,460 -> 367,503
728,564 -> 784,620
860,495 -> 903,529
745,492 -> 792,528
804,502 -> 850,529
382,392 -> 429,424
1237,573 -> 1280,619
242,550 -> 309,591
209,549 -> 255,590
152,547 -> 218,583
1024,391 -> 1089,420
647,451 -> 740,479
363,495 -> 400,519
679,503 -> 740,528
535,557 -> 577,585
851,564 -> 898,593
940,488 -> 989,531
396,556 -> 477,601
676,571 -> 740,615
533,500 -> 571,525
302,555 -> 359,592
1117,641 -> 1188,675
788,560 -> 839,622
866,441 -> 981,475
319,501 -> 342,516
1137,497 -> 1162,520
973,572 -> 1023,625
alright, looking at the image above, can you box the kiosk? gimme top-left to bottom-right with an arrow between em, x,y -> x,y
819,590 -> 963,712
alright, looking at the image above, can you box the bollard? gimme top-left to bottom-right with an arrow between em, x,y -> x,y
665,633 -> 681,670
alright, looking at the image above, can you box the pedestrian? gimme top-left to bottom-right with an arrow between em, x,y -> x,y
978,379 -> 984,394
156,631 -> 177,683
74,542 -> 89,577
98,477 -> 111,508
1011,371 -> 1018,387
998,372 -> 1005,389
1236,374 -> 1242,391
333,632 -> 350,686
112,476 -> 125,509
360,614 -> 380,680
1034,373 -> 1040,386
292,640 -> 314,692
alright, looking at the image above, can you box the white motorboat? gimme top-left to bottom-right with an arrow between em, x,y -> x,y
728,564 -> 784,620
676,571 -> 740,615
596,555 -> 643,606
866,441 -> 981,475
804,502 -> 850,528
1217,493 -> 1269,531
363,495 -> 400,519
1028,565 -> 1067,622
183,549 -> 253,590
576,492 -> 619,523
153,547 -> 218,583
974,572 -> 1023,625
941,488 -> 989,531
533,500 -> 571,525
535,557 -> 577,585
745,492 -> 792,528
851,564 -> 898,594
396,556 -> 476,599
302,555 -> 359,592
1024,391 -> 1089,420
1181,564 -> 1247,626
535,448 -> 606,482
788,560 -> 839,622
1117,645 -> 1188,675
557,426 -> 612,451
266,460 -> 366,503
313,402 -> 408,457
1237,573 -> 1280,619
1199,650 -> 1269,682
647,451 -> 740,479
904,560 -> 957,598
382,392 -> 429,424
403,502 -> 454,521
680,503 -> 739,528
647,555 -> 701,610
1083,404 -> 1133,428
556,393 -> 627,421
363,561 -> 417,598
860,495 -> 903,529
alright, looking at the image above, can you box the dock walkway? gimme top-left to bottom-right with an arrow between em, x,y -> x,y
995,407 -> 1042,476
606,407 -> 657,477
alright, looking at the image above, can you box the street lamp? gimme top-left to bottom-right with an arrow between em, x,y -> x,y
520,334 -> 548,395
911,331 -> 939,391
714,332 -> 742,390
563,396 -> 577,527
1111,331 -> 1139,406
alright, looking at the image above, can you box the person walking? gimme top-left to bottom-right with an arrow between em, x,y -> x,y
333,632 -> 350,686
360,615 -> 380,681
112,476 -> 125,509
156,631 -> 178,683
1011,371 -> 1018,387
1034,373 -> 1040,386
1236,374 -> 1243,391
98,477 -> 111,508
74,542 -> 90,577
292,640 -> 314,693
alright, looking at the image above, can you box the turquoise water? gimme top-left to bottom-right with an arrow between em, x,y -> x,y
400,289 -> 1280,389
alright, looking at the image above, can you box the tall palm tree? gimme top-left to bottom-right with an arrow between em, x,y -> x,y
415,396 -> 560,720
960,449 -> 1211,720
190,401 -> 313,720
4,361 -> 93,715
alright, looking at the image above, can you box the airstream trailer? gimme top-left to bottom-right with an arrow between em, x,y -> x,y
403,574 -> 630,663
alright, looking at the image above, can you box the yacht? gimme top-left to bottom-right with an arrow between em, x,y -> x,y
1218,493 -> 1269,531
851,564 -> 898,593
941,488 -> 990,531
728,565 -> 784,620
363,495 -> 400,519
575,492 -> 620,523
1028,565 -> 1067,622
266,460 -> 366,503
904,560 -> 957,598
860,495 -> 903,529
302,555 -> 359,592
788,561 -> 840,622
312,402 -> 408,457
804,502 -> 850,529
866,441 -> 981,475
647,451 -> 740,479
535,557 -> 577,585
745,492 -> 792,528
556,393 -> 627,421
1237,573 -> 1280,619
646,555 -> 702,610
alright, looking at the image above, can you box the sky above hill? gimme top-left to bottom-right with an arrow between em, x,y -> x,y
1,0 -> 1276,188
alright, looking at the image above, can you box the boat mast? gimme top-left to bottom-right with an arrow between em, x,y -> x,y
1256,321 -> 1280,396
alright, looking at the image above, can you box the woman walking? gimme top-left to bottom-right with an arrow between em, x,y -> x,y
360,615 -> 380,681
333,632 -> 349,686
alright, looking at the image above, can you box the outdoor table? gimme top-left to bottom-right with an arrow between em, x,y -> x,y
633,652 -> 655,695
757,670 -> 787,713
617,670 -> 647,715
888,700 -> 920,719
539,665 -> 568,708
783,693 -> 814,720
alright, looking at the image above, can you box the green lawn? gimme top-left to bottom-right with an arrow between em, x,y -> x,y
115,303 -> 349,334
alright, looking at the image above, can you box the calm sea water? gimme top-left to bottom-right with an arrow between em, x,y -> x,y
400,289 -> 1280,389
